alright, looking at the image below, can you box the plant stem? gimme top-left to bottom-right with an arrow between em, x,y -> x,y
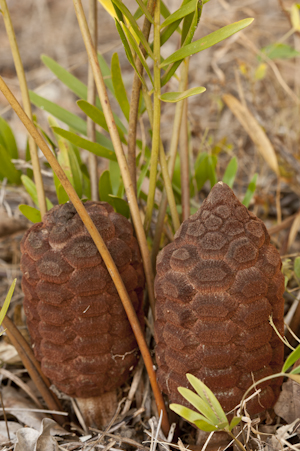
144,0 -> 161,233
226,430 -> 247,451
179,94 -> 190,220
71,0 -> 156,316
127,0 -> 156,194
142,87 -> 180,233
151,58 -> 190,266
0,0 -> 47,218
87,0 -> 98,201
0,74 -> 170,438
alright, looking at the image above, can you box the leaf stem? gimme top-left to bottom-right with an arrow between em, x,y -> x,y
240,373 -> 285,412
87,0 -> 99,201
127,0 -> 156,194
179,80 -> 190,220
144,0 -> 161,233
142,87 -> 180,234
151,58 -> 189,266
0,49 -> 170,443
71,0 -> 156,316
0,0 -> 47,217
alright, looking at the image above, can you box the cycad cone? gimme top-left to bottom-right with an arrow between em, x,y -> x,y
20,201 -> 145,427
155,182 -> 284,415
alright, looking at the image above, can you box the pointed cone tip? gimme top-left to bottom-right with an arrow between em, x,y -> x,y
207,182 -> 237,207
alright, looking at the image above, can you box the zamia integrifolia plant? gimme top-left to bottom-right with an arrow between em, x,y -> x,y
0,0 -> 261,439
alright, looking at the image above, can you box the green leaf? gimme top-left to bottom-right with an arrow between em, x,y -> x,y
160,0 -> 183,46
70,141 -> 82,166
112,1 -> 124,21
282,343 -> 300,373
117,180 -> 125,198
109,160 -> 121,195
25,139 -> 33,179
115,19 -> 134,67
160,18 -> 254,67
229,416 -> 242,431
81,164 -> 91,200
49,118 -> 83,198
172,153 -> 181,190
160,86 -> 206,103
0,144 -> 21,184
29,91 -> 114,150
111,0 -> 154,59
97,53 -> 115,95
18,204 -> 42,223
41,54 -> 87,99
161,20 -> 182,46
52,127 -> 117,162
161,1 -> 171,19
121,22 -> 154,86
133,0 -> 146,20
194,420 -> 218,432
21,175 -> 53,210
242,173 -> 257,207
109,195 -> 130,218
181,0 -> 201,44
294,257 -> 300,279
161,0 -> 203,85
54,172 -> 69,204
115,20 -> 146,87
260,43 -> 300,60
137,159 -> 151,197
41,54 -> 126,134
35,123 -> 57,154
0,117 -> 18,159
186,374 -> 228,424
99,170 -> 114,204
222,157 -> 238,188
30,90 -> 87,133
195,153 -> 208,190
178,387 -> 220,426
0,278 -> 16,327
134,0 -> 154,24
62,139 -> 83,198
161,0 -> 198,28
195,154 -> 217,190
111,53 -> 130,121
284,275 -> 289,288
291,365 -> 300,374
77,100 -> 126,144
170,404 -> 209,424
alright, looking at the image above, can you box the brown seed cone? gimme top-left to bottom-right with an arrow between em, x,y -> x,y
154,182 -> 284,415
20,201 -> 145,399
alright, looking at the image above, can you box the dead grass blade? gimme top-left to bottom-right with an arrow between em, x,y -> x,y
222,94 -> 280,176
0,368 -> 43,409
268,213 -> 297,235
2,316 -> 65,426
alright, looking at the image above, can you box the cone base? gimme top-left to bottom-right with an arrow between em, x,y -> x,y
76,390 -> 118,429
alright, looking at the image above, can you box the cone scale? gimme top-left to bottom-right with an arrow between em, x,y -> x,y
155,182 -> 284,415
20,201 -> 145,426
